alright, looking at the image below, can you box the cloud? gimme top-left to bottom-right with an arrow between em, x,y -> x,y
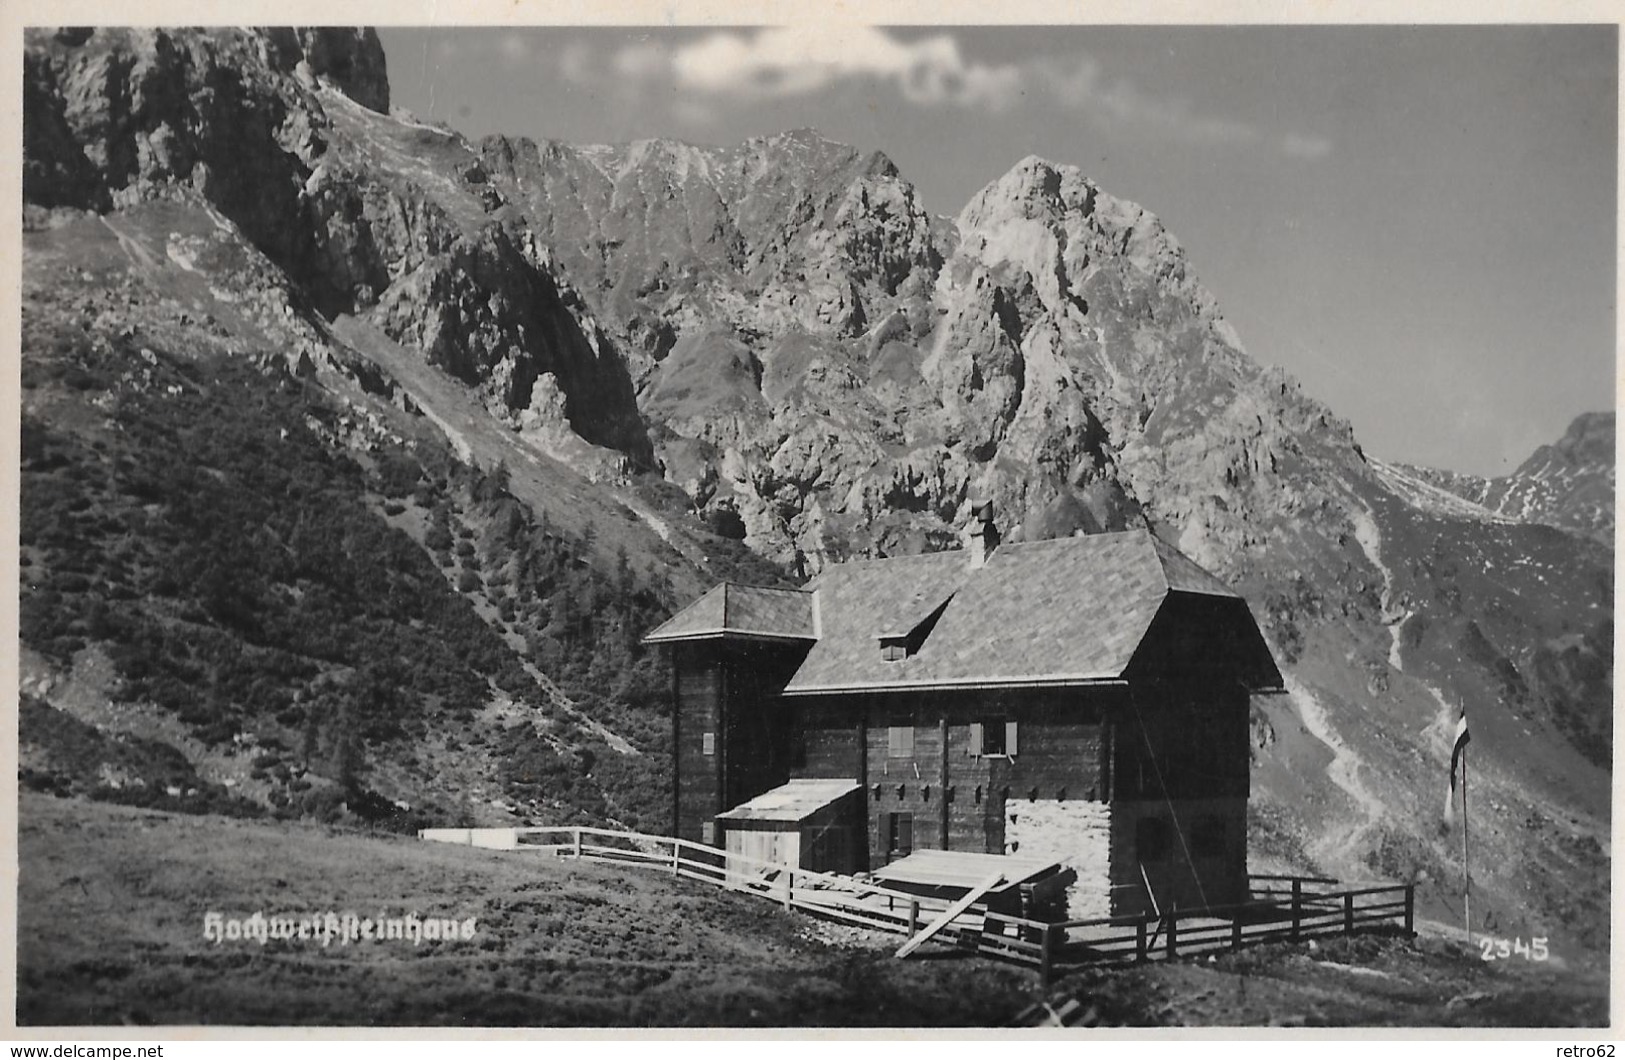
613,40 -> 672,82
1280,133 -> 1334,160
1037,56 -> 1263,147
572,28 -> 1330,160
498,35 -> 529,65
563,26 -> 1024,112
667,26 -> 1024,111
559,40 -> 594,85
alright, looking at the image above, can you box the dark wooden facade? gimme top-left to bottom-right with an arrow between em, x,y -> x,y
668,645 -> 1256,917
671,639 -> 803,844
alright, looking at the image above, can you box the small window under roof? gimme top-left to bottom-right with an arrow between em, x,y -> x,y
875,594 -> 954,661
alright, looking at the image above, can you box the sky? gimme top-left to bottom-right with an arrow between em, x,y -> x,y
376,24 -> 1617,478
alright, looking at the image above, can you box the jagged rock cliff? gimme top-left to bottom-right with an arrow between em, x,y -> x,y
24,27 -> 648,458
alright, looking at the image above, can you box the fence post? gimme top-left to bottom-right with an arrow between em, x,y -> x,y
670,839 -> 679,876
907,899 -> 919,937
1290,880 -> 1302,943
1136,918 -> 1148,962
1404,885 -> 1415,936
1231,915 -> 1243,951
1344,892 -> 1355,935
1040,925 -> 1055,987
572,828 -> 582,859
782,868 -> 793,909
1166,913 -> 1178,959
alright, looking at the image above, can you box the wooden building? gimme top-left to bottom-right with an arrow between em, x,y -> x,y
644,511 -> 1284,918
714,778 -> 865,876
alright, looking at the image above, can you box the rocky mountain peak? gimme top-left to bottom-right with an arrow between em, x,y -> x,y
1398,411 -> 1615,541
758,125 -> 847,153
1492,410 -> 1615,538
257,27 -> 390,113
1542,410 -> 1614,467
962,154 -> 1098,222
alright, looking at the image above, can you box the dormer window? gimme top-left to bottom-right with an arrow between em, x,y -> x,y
876,595 -> 953,662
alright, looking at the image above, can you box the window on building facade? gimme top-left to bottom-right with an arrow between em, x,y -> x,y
885,812 -> 914,858
887,724 -> 915,757
970,719 -> 1019,756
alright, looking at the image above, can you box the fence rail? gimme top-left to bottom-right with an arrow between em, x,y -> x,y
420,827 -> 1414,984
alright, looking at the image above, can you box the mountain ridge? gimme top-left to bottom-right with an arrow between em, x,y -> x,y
1399,411 -> 1615,543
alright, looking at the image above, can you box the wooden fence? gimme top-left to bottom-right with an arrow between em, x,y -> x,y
491,825 -> 975,937
421,826 -> 1414,984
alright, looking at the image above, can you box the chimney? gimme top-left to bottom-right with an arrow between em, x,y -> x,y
963,501 -> 1000,570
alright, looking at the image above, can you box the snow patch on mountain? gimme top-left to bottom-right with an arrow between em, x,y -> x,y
1371,458 -> 1516,525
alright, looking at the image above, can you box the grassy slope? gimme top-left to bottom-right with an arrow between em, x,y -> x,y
16,795 -> 1037,1027
1054,932 -> 1607,1028
19,796 -> 1607,1028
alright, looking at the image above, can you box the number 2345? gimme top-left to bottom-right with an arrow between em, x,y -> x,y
1481,936 -> 1549,961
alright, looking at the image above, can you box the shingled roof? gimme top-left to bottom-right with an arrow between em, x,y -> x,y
643,528 -> 1282,693
642,582 -> 815,643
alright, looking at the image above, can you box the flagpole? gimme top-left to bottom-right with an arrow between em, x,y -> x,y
1462,742 -> 1471,945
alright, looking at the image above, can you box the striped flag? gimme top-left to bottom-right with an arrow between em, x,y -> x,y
1444,709 -> 1471,822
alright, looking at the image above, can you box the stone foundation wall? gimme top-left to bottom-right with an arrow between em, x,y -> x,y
1004,798 -> 1112,921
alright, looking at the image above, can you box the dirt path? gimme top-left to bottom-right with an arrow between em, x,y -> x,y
99,214 -> 165,272
1284,672 -> 1384,875
1347,490 -> 1469,801
1345,494 -> 1410,672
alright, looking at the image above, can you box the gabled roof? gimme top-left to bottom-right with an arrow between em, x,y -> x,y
642,528 -> 1281,694
642,582 -> 815,643
785,530 -> 1193,694
1148,535 -> 1239,597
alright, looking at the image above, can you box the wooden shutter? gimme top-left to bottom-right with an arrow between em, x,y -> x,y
968,722 -> 984,755
896,813 -> 913,856
1005,721 -> 1019,757
889,725 -> 914,757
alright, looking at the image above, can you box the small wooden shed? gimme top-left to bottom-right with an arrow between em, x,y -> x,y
715,779 -> 864,876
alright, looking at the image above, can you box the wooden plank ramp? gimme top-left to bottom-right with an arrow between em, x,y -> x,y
895,871 -> 1004,958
